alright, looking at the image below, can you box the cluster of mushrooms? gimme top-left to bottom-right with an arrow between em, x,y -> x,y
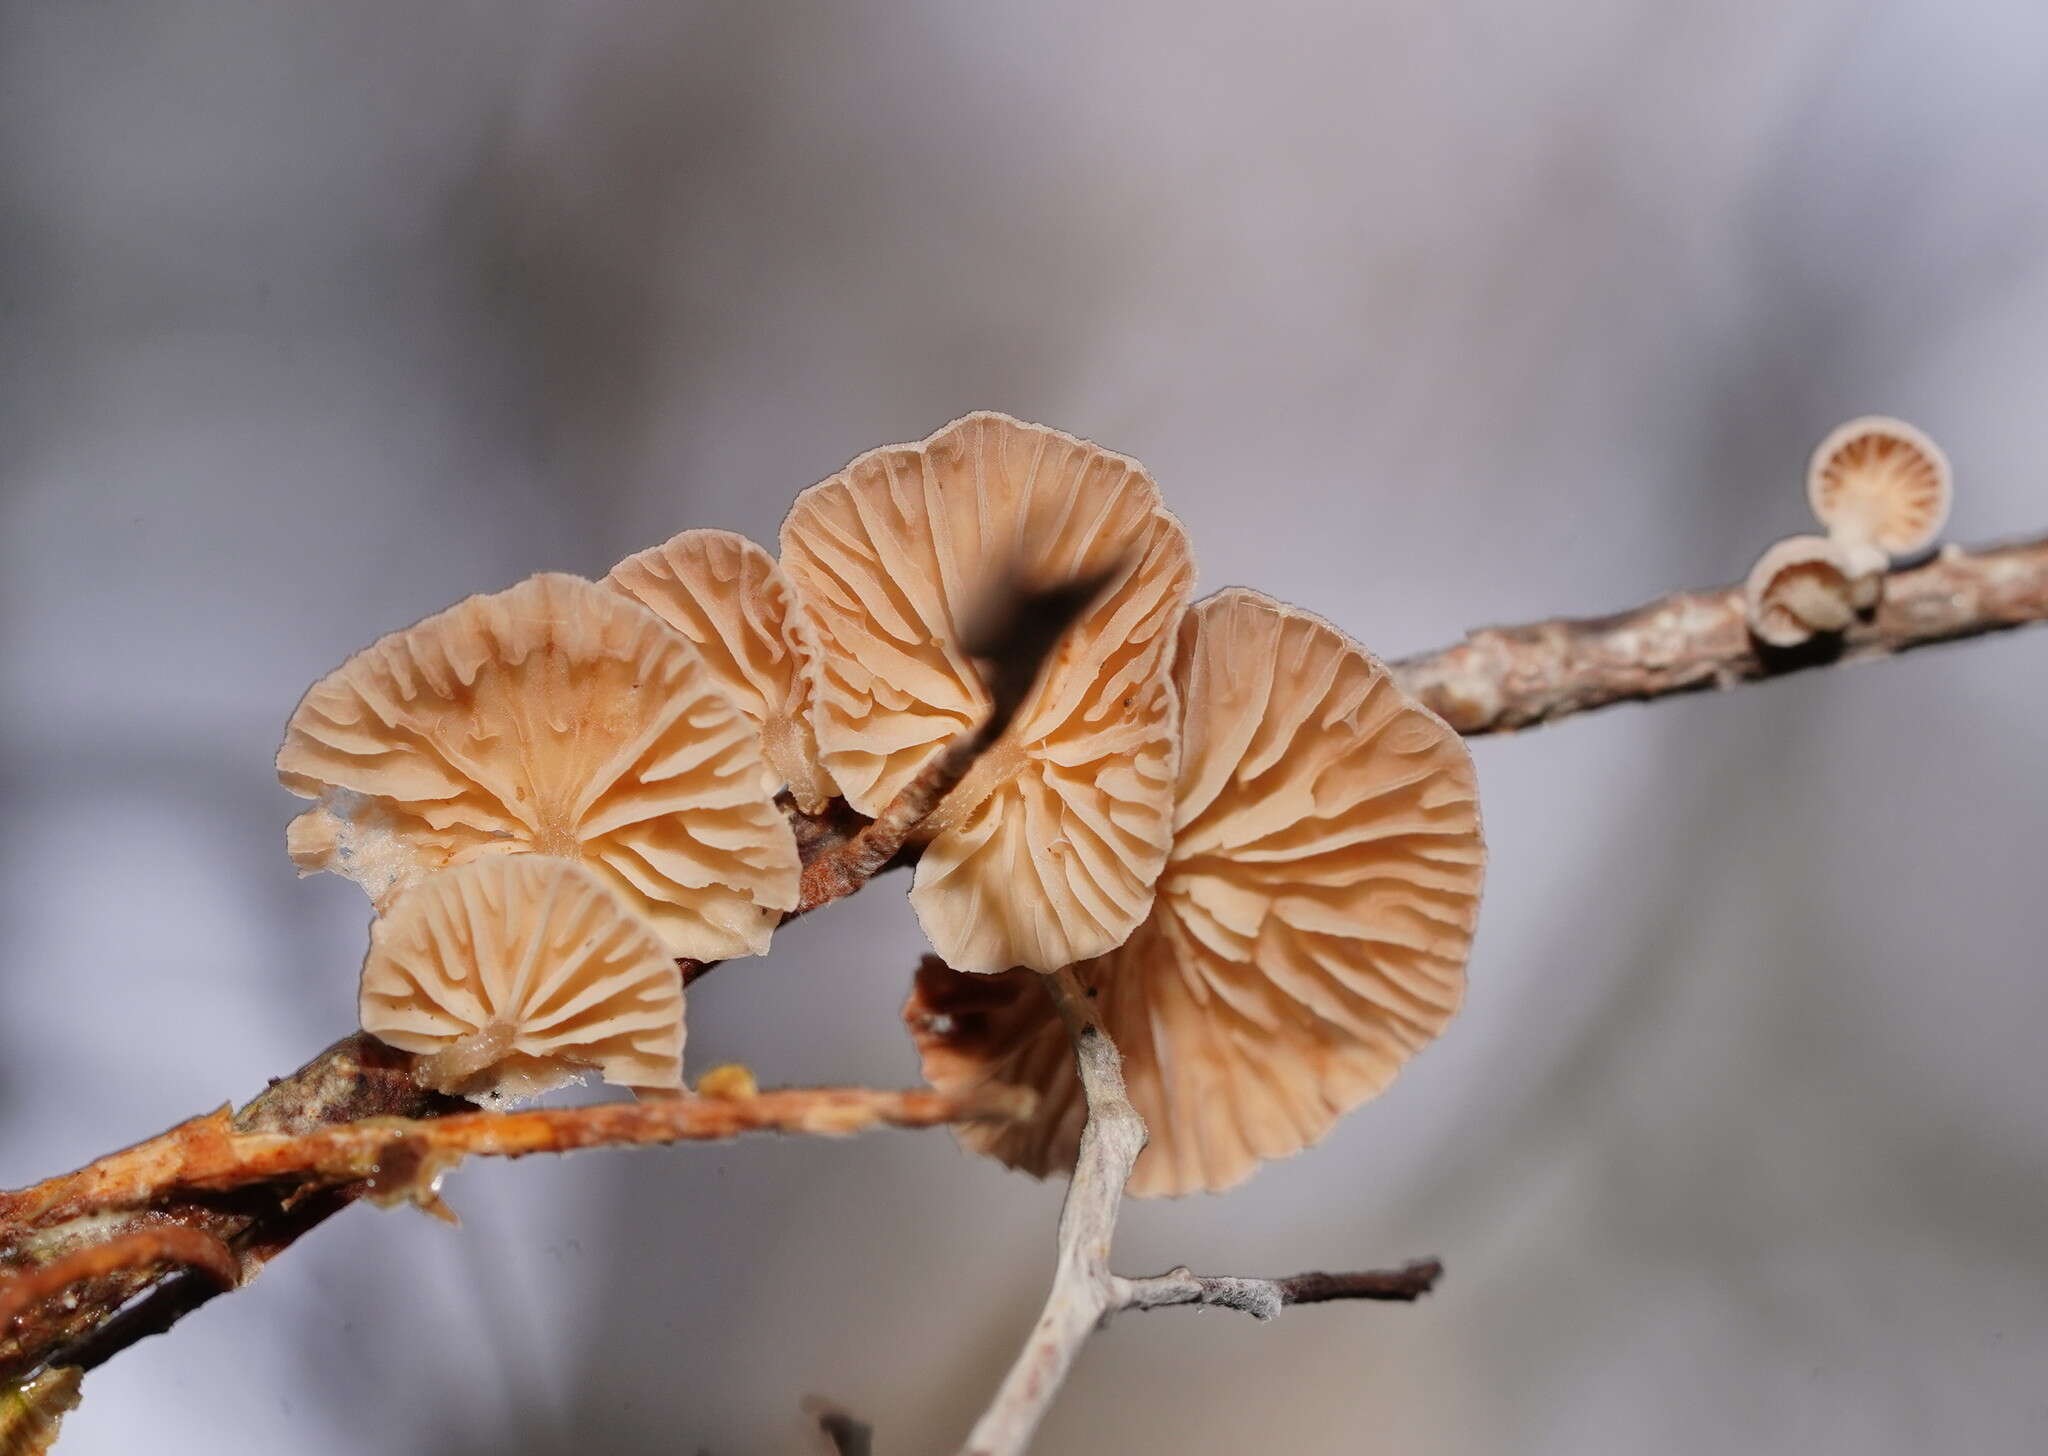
278,413 -> 1487,1197
1744,416 -> 1953,648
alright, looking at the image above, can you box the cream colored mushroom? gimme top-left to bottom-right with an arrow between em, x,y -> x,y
905,587 -> 1486,1196
606,529 -> 838,814
781,412 -> 1196,974
1807,415 -> 1952,558
361,856 -> 684,1099
278,571 -> 800,961
1743,533 -> 1881,648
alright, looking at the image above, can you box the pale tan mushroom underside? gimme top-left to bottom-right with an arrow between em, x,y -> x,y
1807,416 -> 1952,556
906,587 -> 1486,1196
606,528 -> 838,814
782,412 -> 1196,973
1743,534 -> 1880,647
277,572 -> 799,961
362,855 -> 684,1099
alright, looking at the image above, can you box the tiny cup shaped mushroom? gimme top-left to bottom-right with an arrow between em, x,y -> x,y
606,528 -> 838,815
277,572 -> 800,961
906,587 -> 1486,1196
361,856 -> 684,1100
781,413 -> 1196,974
1807,415 -> 1952,558
1744,533 -> 1881,648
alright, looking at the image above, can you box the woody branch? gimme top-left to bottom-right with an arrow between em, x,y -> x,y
0,575 -> 1107,1388
1392,533 -> 2048,735
3,531 -> 2044,1442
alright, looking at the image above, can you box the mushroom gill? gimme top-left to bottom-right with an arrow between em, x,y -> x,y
606,528 -> 838,814
906,587 -> 1486,1196
277,571 -> 800,961
361,855 -> 685,1100
781,413 -> 1196,974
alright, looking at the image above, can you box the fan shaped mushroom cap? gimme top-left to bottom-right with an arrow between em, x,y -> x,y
781,412 -> 1196,973
1806,415 -> 1952,557
905,587 -> 1486,1196
278,572 -> 800,961
606,528 -> 837,814
361,856 -> 684,1099
1744,533 -> 1880,648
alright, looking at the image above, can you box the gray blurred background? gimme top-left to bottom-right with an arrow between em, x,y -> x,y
3,2 -> 2045,1451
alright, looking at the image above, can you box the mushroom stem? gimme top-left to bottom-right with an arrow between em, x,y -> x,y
412,1023 -> 515,1094
915,735 -> 1026,842
1773,567 -> 1855,634
763,712 -> 833,817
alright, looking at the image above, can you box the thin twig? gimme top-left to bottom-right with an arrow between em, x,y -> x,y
197,1083 -> 1036,1203
0,1062 -> 1031,1381
0,1034 -> 454,1380
0,1229 -> 238,1334
4,1086 -> 1035,1233
960,965 -> 1142,1456
50,1184 -> 360,1378
1112,1259 -> 1444,1319
1391,533 -> 2048,735
958,971 -> 1436,1455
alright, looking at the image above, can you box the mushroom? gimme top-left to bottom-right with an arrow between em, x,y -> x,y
1807,415 -> 1952,559
905,587 -> 1486,1196
1743,533 -> 1881,648
780,412 -> 1196,974
605,528 -> 838,814
278,571 -> 800,961
360,855 -> 684,1099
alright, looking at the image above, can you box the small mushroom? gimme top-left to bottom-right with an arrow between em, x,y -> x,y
1743,533 -> 1881,648
278,571 -> 800,961
781,412 -> 1196,973
606,528 -> 838,814
361,855 -> 684,1100
1807,415 -> 1952,558
905,587 -> 1486,1196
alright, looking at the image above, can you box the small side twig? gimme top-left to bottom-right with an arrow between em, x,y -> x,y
0,1229 -> 238,1335
51,1183 -> 360,1378
958,969 -> 1433,1456
4,1085 -> 1036,1232
0,1048 -> 1032,1383
1112,1259 -> 1444,1320
195,1083 -> 1035,1202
